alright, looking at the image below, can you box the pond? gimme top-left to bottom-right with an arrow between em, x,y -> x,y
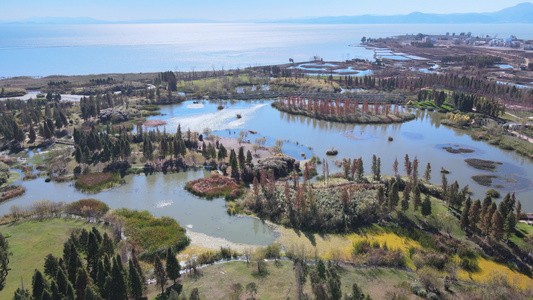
0,170 -> 277,245
146,100 -> 533,209
3,99 -> 533,246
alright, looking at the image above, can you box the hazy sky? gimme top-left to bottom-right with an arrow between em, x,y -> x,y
1,0 -> 531,21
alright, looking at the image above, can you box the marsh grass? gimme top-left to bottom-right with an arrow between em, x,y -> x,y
74,172 -> 124,193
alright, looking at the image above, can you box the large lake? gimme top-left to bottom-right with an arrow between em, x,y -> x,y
1,23 -> 533,77
2,100 -> 532,245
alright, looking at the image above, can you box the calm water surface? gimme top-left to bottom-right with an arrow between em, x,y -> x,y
2,23 -> 533,77
2,100 -> 533,244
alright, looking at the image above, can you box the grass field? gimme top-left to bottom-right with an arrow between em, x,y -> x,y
178,260 -> 416,300
0,218 -> 111,299
6,170 -> 21,185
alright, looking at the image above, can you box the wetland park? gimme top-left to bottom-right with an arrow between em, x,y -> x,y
1,20 -> 533,300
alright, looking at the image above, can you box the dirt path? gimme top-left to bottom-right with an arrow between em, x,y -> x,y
509,130 -> 533,143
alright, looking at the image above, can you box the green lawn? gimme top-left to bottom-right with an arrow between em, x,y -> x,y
178,260 -> 416,300
0,218 -> 110,299
6,171 -> 21,186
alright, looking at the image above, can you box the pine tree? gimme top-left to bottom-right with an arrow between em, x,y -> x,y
84,286 -> 99,300
356,157 -> 364,181
238,146 -> 245,170
327,264 -> 342,300
165,247 -> 180,284
32,269 -> 48,300
75,268 -> 90,300
154,254 -> 167,294
491,211 -> 504,240
421,194 -> 432,218
504,212 -> 516,240
468,199 -> 481,231
128,260 -> 143,299
376,186 -> 385,208
101,233 -> 114,258
424,162 -> 431,182
0,232 -> 10,292
413,185 -> 421,212
349,282 -> 365,300
441,173 -> 448,198
389,181 -> 399,211
246,150 -> 253,165
28,125 -> 36,143
392,158 -> 399,177
86,232 -> 100,280
460,197 -> 472,230
401,185 -> 410,212
516,200 -> 522,222
190,288 -> 200,300
109,257 -> 127,300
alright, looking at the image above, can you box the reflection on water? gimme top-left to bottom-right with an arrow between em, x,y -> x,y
0,171 -> 276,245
4,99 -> 533,246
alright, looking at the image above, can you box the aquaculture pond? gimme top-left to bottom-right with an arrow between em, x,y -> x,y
3,99 -> 533,246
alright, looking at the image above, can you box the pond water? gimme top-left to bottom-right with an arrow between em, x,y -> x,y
3,99 -> 533,246
0,170 -> 277,245
145,100 -> 533,209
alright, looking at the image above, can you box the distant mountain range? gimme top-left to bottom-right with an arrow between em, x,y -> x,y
278,2 -> 533,24
3,2 -> 533,24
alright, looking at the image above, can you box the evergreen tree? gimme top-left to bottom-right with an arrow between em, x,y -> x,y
13,285 -> 31,300
504,212 -> 516,240
491,211 -> 504,240
75,268 -> 90,300
376,186 -> 385,208
413,185 -> 421,212
441,173 -> 448,198
0,232 -> 9,291
218,144 -> 227,161
246,150 -> 253,165
67,244 -> 82,285
327,264 -> 342,300
32,269 -> 48,300
165,247 -> 180,284
86,232 -> 100,280
468,199 -> 481,231
516,200 -> 522,222
401,185 -> 410,212
28,125 -> 36,143
460,197 -> 472,230
424,162 -> 431,182
128,260 -> 143,300
154,254 -> 167,294
389,181 -> 399,211
101,233 -> 114,258
348,282 -> 365,300
109,258 -> 127,300
84,286 -> 99,300
190,288 -> 200,300
421,194 -> 432,218
356,157 -> 364,181
371,155 -> 377,180
238,146 -> 245,169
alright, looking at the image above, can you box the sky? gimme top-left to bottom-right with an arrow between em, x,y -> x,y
1,0 -> 532,22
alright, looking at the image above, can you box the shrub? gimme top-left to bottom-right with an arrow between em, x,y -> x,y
74,172 -> 124,193
485,188 -> 501,198
185,174 -> 243,200
113,209 -> 190,261
68,198 -> 109,219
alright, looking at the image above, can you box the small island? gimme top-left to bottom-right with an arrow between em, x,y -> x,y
272,97 -> 415,124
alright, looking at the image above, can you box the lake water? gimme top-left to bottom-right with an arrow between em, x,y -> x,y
145,100 -> 533,209
2,99 -> 533,246
1,23 -> 533,77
